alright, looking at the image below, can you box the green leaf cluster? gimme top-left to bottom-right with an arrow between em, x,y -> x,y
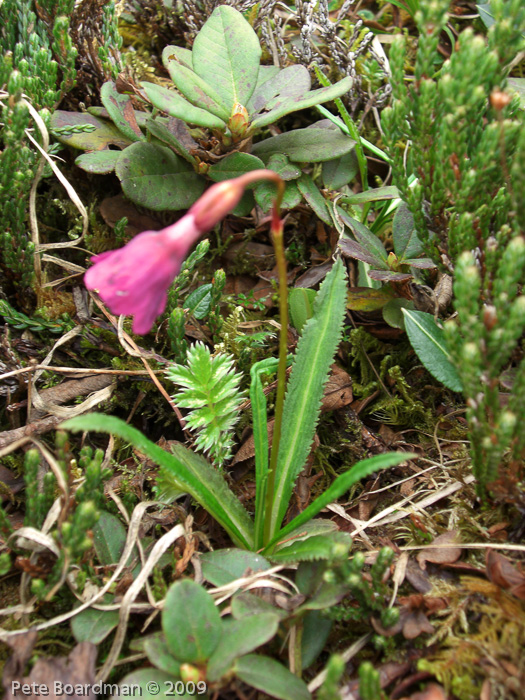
51,6 -> 355,214
166,343 -> 245,468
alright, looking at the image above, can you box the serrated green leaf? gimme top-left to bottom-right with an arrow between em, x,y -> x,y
115,142 -> 205,211
252,123 -> 355,163
269,532 -> 352,564
268,259 -> 348,539
402,309 -> 463,391
266,452 -> 415,552
142,82 -> 227,130
163,580 -> 222,663
192,6 -> 261,110
62,414 -> 254,549
207,613 -> 279,682
235,655 -> 311,700
101,81 -> 145,143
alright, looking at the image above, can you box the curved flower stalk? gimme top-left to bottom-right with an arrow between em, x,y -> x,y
85,170 -> 283,334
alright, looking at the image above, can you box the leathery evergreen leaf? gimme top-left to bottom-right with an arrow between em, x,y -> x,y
269,258 -> 347,539
61,414 -> 254,549
141,82 -> 227,130
191,6 -> 261,110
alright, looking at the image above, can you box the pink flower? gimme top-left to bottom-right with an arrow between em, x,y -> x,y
85,170 -> 282,334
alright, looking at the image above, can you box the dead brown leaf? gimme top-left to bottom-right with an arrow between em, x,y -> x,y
417,531 -> 462,570
3,635 -> 97,700
486,549 -> 525,599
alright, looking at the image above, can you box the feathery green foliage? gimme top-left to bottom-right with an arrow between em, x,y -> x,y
166,343 -> 245,467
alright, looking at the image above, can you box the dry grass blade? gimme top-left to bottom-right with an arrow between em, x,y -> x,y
96,522 -> 186,682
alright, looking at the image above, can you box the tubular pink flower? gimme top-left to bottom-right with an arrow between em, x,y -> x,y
85,170 -> 283,334
85,214 -> 200,335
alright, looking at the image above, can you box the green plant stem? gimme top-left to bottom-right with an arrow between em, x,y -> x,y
263,199 -> 288,547
313,66 -> 371,223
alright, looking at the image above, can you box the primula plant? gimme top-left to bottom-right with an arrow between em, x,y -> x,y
51,6 -> 356,214
65,171 -> 412,559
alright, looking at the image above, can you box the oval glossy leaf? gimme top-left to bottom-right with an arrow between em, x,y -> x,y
115,142 -> 205,211
207,613 -> 279,682
184,284 -> 212,319
402,309 -> 463,391
346,286 -> 395,312
393,202 -> 424,259
50,110 -> 131,151
75,150 -> 120,174
142,82 -> 227,130
252,125 -> 355,163
71,606 -> 119,644
162,579 -> 222,663
247,64 -> 311,115
192,6 -> 261,109
266,153 -> 301,181
322,150 -> 358,189
235,655 -> 311,700
208,152 -> 265,182
101,81 -> 145,142
200,548 -> 271,586
270,532 -> 353,564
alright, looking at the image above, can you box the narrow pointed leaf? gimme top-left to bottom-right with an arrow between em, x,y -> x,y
368,270 -> 413,281
402,309 -> 463,391
338,212 -> 389,263
101,81 -> 145,142
339,237 -> 388,268
162,51 -> 230,121
297,173 -> 332,225
269,259 -> 347,539
251,77 -> 353,129
265,452 -> 415,552
62,414 -> 254,549
192,6 -> 261,109
342,186 -> 400,204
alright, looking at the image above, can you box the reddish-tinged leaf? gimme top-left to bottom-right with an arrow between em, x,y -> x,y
486,549 -> 525,599
347,286 -> 395,311
368,269 -> 414,282
339,238 -> 386,267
